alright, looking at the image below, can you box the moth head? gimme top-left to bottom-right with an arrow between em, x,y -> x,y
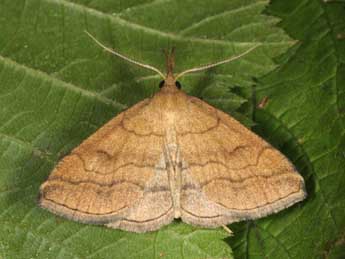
158,48 -> 182,90
159,79 -> 181,90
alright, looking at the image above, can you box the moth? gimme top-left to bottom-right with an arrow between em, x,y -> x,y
39,32 -> 306,233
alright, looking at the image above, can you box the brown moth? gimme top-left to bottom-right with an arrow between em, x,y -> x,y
38,32 -> 306,233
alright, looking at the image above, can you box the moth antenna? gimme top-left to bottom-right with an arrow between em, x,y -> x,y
85,31 -> 165,79
175,44 -> 260,80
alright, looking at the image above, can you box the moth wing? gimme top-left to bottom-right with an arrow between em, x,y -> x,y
39,98 -> 174,232
177,96 -> 306,227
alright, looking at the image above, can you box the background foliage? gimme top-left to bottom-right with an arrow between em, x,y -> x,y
0,0 -> 344,258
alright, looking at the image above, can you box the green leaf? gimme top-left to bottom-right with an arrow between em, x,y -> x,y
0,0 -> 343,258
